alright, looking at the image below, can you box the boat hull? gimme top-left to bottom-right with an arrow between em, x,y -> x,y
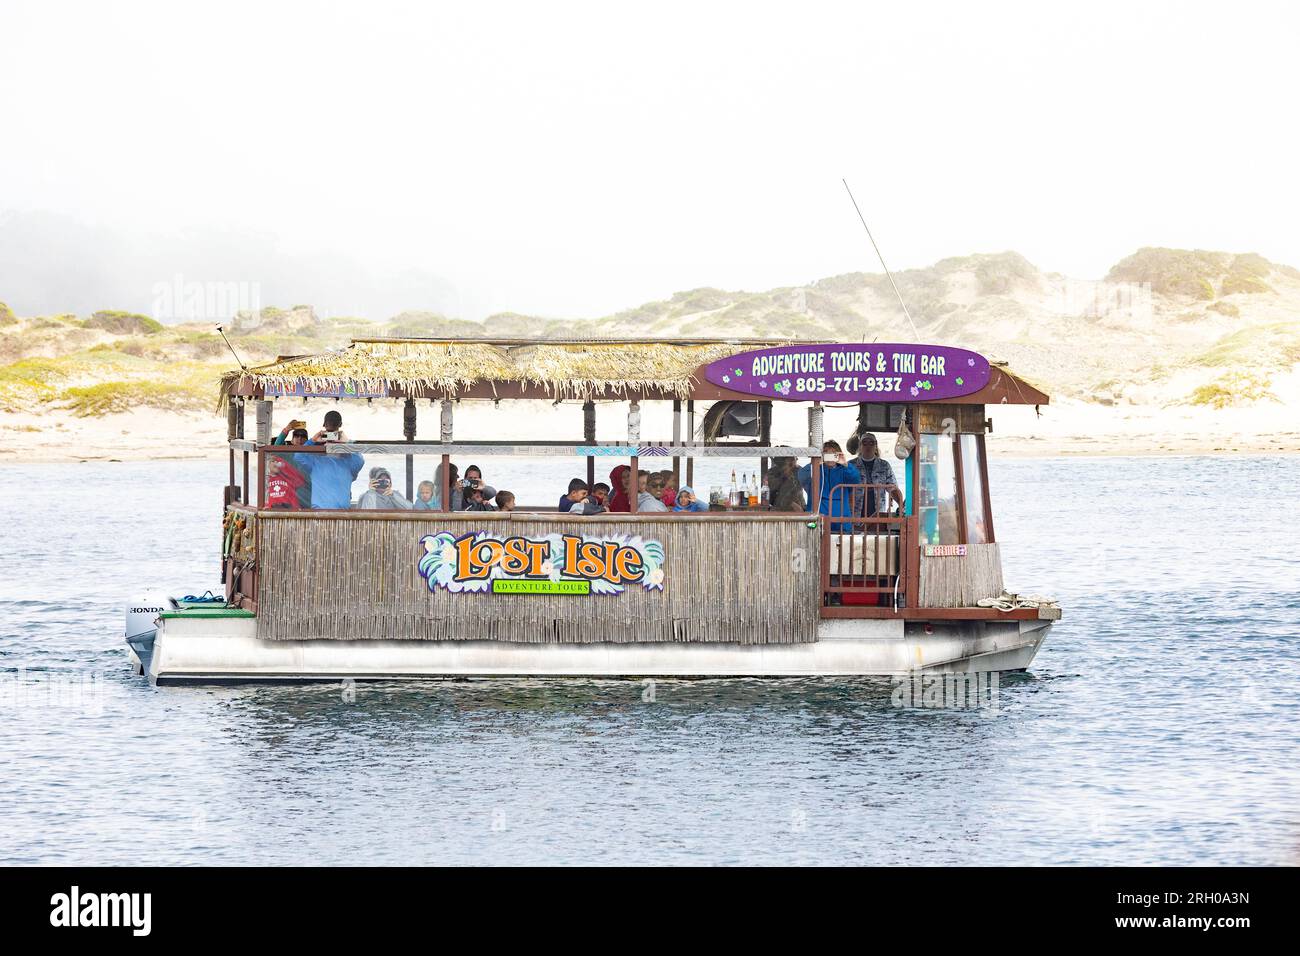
145,615 -> 1052,683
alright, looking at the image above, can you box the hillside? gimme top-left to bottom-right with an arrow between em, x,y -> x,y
2,247 -> 1299,422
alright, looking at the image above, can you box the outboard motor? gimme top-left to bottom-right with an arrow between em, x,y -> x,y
125,590 -> 171,674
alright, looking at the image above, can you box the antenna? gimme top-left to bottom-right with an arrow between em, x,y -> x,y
842,178 -> 921,341
215,325 -> 248,371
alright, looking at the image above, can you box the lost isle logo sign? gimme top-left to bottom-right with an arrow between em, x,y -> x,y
418,531 -> 665,595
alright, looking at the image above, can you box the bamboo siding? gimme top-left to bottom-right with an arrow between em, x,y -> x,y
918,543 -> 1004,608
257,514 -> 820,644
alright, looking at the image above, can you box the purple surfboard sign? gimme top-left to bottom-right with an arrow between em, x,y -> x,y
702,344 -> 991,402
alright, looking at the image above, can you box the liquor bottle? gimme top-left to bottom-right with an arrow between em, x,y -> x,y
748,473 -> 758,507
729,470 -> 738,508
760,474 -> 770,508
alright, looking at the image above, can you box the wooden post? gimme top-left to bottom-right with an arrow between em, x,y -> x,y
255,399 -> 273,446
810,452 -> 820,516
628,400 -> 641,513
952,431 -> 969,545
403,398 -> 416,501
906,405 -> 922,609
440,399 -> 452,512
809,401 -> 823,515
440,453 -> 451,513
672,399 -> 681,489
584,400 -> 596,489
686,399 -> 695,487
978,432 -> 996,543
257,449 -> 267,509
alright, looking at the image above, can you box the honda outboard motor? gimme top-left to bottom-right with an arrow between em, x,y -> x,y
125,590 -> 171,674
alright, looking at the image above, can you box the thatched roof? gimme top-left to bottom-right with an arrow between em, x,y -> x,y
219,336 -> 797,407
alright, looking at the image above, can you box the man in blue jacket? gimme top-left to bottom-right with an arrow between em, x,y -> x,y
295,411 -> 365,509
798,440 -> 862,531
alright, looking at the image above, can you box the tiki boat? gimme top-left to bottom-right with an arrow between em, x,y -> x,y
132,337 -> 1061,683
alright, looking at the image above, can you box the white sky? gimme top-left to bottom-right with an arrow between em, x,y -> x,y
2,0 -> 1297,320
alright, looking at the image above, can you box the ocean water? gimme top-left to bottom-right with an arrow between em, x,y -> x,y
0,455 -> 1296,865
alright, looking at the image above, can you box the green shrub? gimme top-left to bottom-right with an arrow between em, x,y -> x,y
86,310 -> 164,335
1220,273 -> 1273,295
60,380 -> 207,416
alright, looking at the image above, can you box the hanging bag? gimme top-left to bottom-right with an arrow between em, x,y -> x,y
894,412 -> 915,459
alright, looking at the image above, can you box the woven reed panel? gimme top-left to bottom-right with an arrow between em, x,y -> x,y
918,543 -> 1003,608
257,515 -> 820,644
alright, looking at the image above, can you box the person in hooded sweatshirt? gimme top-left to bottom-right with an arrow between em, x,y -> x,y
637,473 -> 671,512
294,412 -> 365,509
608,465 -> 632,513
356,467 -> 414,510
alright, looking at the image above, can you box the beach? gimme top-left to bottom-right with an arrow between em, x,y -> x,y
1,395 -> 1296,463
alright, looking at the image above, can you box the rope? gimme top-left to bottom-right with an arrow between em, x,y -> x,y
976,590 -> 1059,612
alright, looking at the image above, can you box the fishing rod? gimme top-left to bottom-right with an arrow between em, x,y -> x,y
215,325 -> 248,371
842,177 -> 921,341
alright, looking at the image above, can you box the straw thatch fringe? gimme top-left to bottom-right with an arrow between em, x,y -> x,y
918,544 -> 1003,608
218,339 -> 783,410
258,515 -> 820,644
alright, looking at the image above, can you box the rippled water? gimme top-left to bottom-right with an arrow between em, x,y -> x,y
0,456 -> 1296,865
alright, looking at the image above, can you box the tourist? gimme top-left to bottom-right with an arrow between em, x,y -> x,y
265,455 -> 305,510
558,478 -> 590,513
462,464 -> 497,504
271,421 -> 306,447
273,420 -> 308,446
463,484 -> 496,511
637,473 -> 670,512
767,456 -> 807,513
414,480 -> 437,510
293,440 -> 365,509
357,467 -> 414,510
591,483 -> 610,508
847,431 -> 904,516
657,469 -> 678,508
495,490 -> 515,512
310,410 -> 349,444
672,485 -> 708,513
798,441 -> 861,530
608,465 -> 632,512
431,461 -> 462,510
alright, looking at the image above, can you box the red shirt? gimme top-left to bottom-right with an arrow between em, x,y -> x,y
267,465 -> 305,508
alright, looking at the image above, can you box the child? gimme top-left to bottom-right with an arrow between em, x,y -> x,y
463,483 -> 495,511
414,480 -> 436,510
266,455 -> 304,509
495,490 -> 515,512
657,469 -> 678,508
557,478 -> 590,513
592,482 -> 610,508
672,485 -> 708,513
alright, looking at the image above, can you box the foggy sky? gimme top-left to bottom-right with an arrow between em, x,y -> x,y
2,0 -> 1297,321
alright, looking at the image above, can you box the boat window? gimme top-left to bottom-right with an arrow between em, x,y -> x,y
918,434 -> 959,545
959,433 -> 989,544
